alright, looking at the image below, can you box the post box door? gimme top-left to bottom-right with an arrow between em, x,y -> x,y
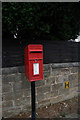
29,59 -> 43,81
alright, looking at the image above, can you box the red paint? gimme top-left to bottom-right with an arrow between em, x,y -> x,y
24,44 -> 43,82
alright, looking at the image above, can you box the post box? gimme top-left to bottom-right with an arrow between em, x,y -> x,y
24,44 -> 43,82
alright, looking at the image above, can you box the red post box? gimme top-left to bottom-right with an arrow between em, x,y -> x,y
24,44 -> 43,82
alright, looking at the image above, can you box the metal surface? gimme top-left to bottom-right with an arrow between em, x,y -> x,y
31,81 -> 36,120
24,44 -> 43,82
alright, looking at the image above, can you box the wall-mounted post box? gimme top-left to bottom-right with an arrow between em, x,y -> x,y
24,44 -> 43,82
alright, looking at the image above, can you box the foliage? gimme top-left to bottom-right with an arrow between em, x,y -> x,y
2,2 -> 80,40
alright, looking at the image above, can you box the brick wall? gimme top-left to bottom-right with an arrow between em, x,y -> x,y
2,62 -> 80,118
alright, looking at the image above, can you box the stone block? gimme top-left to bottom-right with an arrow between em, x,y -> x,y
2,106 -> 21,118
21,73 -> 30,85
0,101 -> 2,108
43,71 -> 50,78
61,68 -> 70,75
14,96 -> 30,106
78,84 -> 80,92
21,77 -> 31,90
2,100 -> 13,108
51,83 -> 63,97
0,108 -> 2,119
58,86 -> 70,95
17,66 -> 25,73
44,92 -> 50,100
2,75 -> 9,84
46,76 -> 55,85
71,67 -> 78,73
62,75 -> 68,82
13,88 -> 30,101
13,81 -> 22,92
63,91 -> 78,101
2,92 -> 15,101
51,69 -> 61,76
69,87 -> 78,93
37,99 -> 50,108
21,104 -> 31,113
23,89 -> 31,97
13,79 -> 30,92
2,73 -> 22,84
14,73 -> 22,82
56,75 -> 64,83
52,62 -> 79,69
0,85 -> 2,93
43,64 -> 50,71
0,68 -> 2,75
70,79 -> 78,88
37,85 -> 50,94
2,67 -> 18,75
2,83 -> 13,93
52,63 -> 69,69
0,96 -> 2,106
78,73 -> 80,86
50,76 -> 55,84
0,75 -> 2,81
69,74 -> 78,81
50,95 -> 63,105
69,74 -> 78,87
50,90 -> 58,97
35,79 -> 45,87
21,73 -> 27,81
21,81 -> 30,90
52,83 -> 63,92
37,93 -> 44,102
14,90 -> 24,100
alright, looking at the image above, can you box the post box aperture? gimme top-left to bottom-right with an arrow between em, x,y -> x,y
24,44 -> 43,82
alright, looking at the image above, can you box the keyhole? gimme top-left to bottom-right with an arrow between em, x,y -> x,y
35,59 -> 37,62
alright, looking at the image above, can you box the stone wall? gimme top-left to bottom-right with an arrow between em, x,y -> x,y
2,62 -> 80,118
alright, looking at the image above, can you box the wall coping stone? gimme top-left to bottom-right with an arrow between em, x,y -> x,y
2,62 -> 80,74
51,62 -> 80,68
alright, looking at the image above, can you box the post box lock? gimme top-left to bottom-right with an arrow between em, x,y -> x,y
24,44 -> 43,82
35,59 -> 37,62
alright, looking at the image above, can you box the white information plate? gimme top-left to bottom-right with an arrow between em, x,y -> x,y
33,63 -> 39,75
